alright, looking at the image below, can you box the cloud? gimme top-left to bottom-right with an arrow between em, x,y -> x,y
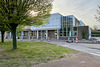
52,0 -> 100,28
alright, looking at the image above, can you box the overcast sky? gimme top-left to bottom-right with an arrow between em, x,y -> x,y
51,0 -> 100,28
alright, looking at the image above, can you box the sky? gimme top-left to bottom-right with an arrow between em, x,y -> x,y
51,0 -> 100,28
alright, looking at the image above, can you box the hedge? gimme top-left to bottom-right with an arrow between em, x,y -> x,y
91,31 -> 100,34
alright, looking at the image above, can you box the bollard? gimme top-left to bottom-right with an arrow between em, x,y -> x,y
76,37 -> 78,43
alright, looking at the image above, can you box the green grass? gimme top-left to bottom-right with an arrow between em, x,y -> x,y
0,41 -> 79,67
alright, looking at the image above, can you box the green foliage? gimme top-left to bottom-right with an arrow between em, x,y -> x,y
0,41 -> 79,67
0,0 -> 53,27
91,31 -> 100,34
74,27 -> 77,31
0,24 -> 7,31
16,25 -> 25,36
0,0 -> 53,49
96,6 -> 100,22
0,22 -> 9,44
0,13 -> 9,32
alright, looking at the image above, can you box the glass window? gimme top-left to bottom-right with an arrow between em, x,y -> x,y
23,31 -> 26,36
64,27 -> 66,32
60,31 -> 62,36
33,31 -> 36,36
63,17 -> 66,21
55,30 -> 57,36
31,31 -> 33,36
74,32 -> 77,36
64,32 -> 66,36
68,27 -> 70,31
67,32 -> 69,36
74,27 -> 77,31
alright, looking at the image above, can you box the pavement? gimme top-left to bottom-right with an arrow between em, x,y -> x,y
33,53 -> 100,67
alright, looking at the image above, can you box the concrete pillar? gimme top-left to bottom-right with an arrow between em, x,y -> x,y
46,30 -> 48,39
37,30 -> 39,39
10,32 -> 11,39
21,31 -> 23,39
28,31 -> 31,40
5,32 -> 7,39
41,31 -> 43,41
57,30 -> 59,40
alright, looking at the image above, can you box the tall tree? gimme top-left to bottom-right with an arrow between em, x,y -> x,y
0,24 -> 8,43
0,15 -> 8,43
0,0 -> 53,49
96,6 -> 100,22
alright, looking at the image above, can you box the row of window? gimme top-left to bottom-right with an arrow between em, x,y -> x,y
59,31 -> 77,37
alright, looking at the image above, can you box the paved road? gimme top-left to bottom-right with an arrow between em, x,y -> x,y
46,41 -> 100,57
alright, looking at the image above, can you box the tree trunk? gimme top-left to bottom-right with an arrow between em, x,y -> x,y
12,27 -> 17,49
1,31 -> 5,43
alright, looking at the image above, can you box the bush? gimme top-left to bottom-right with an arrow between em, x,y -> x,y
91,31 -> 100,34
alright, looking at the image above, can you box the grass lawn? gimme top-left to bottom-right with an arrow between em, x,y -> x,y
0,41 -> 79,67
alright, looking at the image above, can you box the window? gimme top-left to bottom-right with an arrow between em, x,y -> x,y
31,31 -> 33,36
68,27 -> 70,31
55,30 -> 57,36
64,32 -> 66,36
63,17 -> 66,21
60,31 -> 62,36
74,32 -> 77,36
74,27 -> 77,31
23,31 -> 26,36
33,31 -> 36,36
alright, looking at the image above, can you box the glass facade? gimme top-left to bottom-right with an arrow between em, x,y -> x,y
60,16 -> 78,37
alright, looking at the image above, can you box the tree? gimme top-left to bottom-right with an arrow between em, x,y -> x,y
96,6 -> 100,22
16,25 -> 25,37
0,0 -> 53,49
0,15 -> 9,43
0,24 -> 7,43
93,25 -> 98,31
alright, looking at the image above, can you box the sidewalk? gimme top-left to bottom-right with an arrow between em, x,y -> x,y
34,53 -> 100,67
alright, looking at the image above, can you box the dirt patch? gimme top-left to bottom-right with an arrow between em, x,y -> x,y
33,53 -> 100,67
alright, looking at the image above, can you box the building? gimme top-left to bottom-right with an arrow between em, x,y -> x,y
3,13 -> 91,40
